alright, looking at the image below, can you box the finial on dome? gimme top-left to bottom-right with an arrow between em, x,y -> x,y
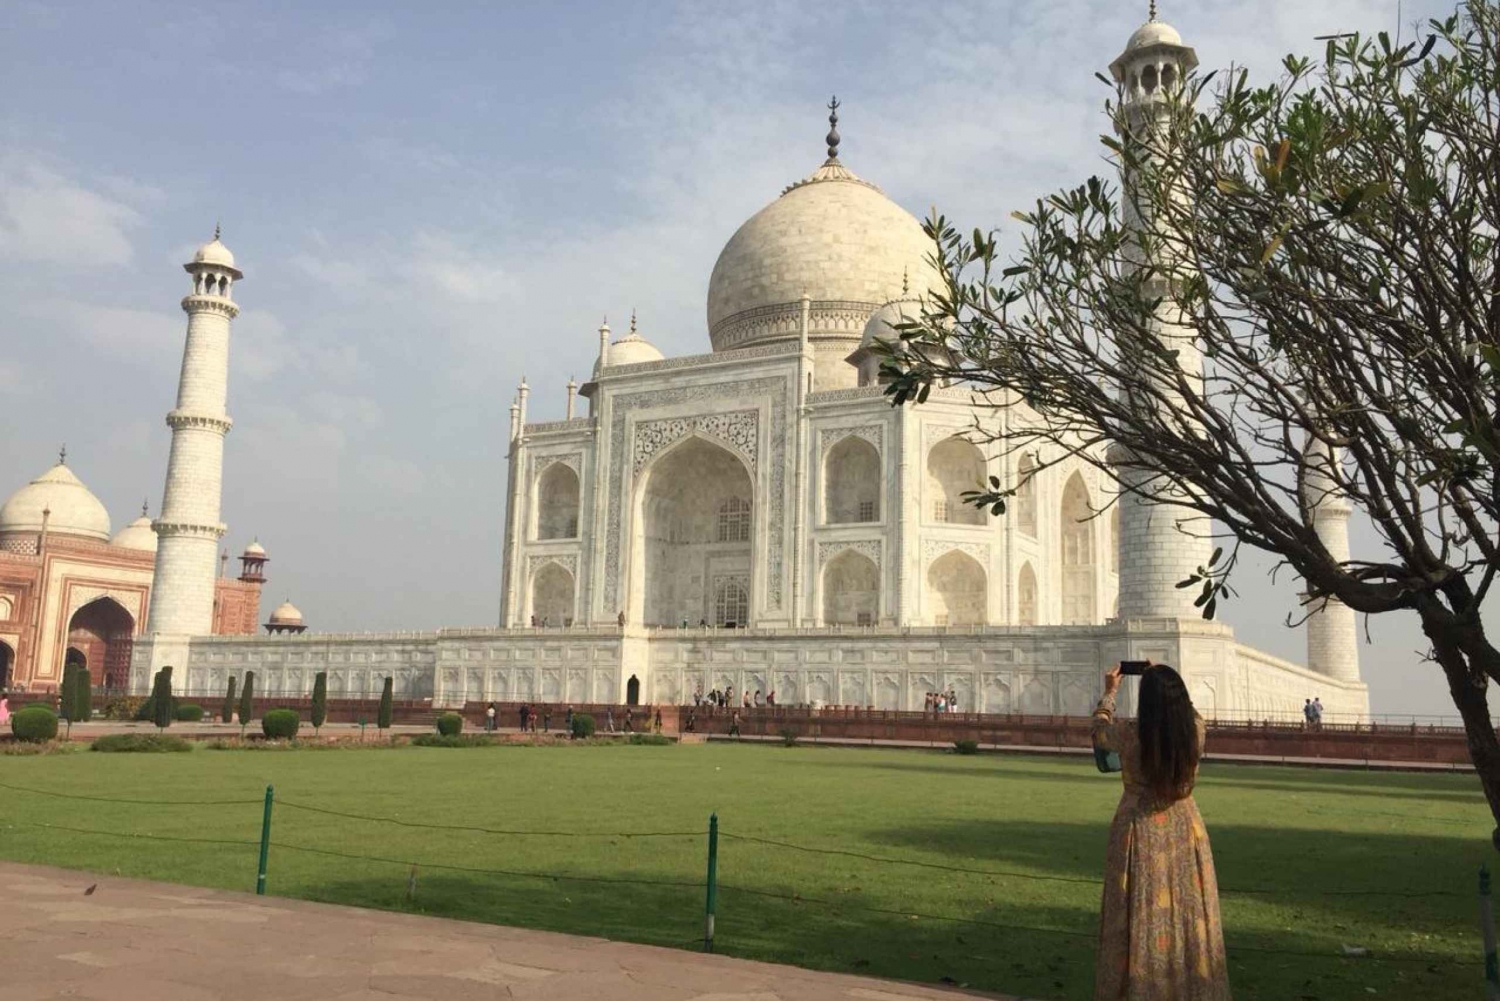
58,444 -> 66,466
629,308 -> 638,335
826,96 -> 841,160
902,266 -> 910,297
214,221 -> 222,241
1148,0 -> 1158,20
142,498 -> 149,517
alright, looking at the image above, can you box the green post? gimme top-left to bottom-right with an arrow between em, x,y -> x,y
1483,864 -> 1500,999
703,812 -> 718,953
256,784 -> 274,896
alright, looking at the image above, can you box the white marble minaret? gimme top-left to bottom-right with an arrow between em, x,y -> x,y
1107,10 -> 1216,619
1303,437 -> 1359,681
147,228 -> 241,637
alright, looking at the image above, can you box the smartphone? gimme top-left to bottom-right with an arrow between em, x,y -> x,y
1120,660 -> 1149,676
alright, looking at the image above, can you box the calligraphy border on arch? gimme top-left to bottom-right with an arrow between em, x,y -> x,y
816,539 -> 882,569
921,539 -> 990,568
633,411 -> 758,474
818,423 -> 884,456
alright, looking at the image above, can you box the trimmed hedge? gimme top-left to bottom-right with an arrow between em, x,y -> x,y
238,671 -> 256,724
71,665 -> 92,722
570,713 -> 596,739
953,739 -> 980,755
92,733 -> 192,753
175,703 -> 205,722
311,671 -> 328,732
410,733 -> 497,748
222,675 -> 237,723
627,733 -> 673,746
261,708 -> 300,740
151,667 -> 174,730
377,677 -> 393,729
11,706 -> 59,742
436,712 -> 464,737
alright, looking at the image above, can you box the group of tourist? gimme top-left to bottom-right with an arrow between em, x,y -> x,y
693,687 -> 775,709
923,690 -> 960,713
1302,697 -> 1325,730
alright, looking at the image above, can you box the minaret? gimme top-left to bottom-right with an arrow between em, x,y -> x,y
565,377 -> 578,419
147,227 -> 240,637
1303,437 -> 1359,681
597,318 -> 611,370
1107,8 -> 1215,619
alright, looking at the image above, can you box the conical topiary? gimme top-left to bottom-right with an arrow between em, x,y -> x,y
72,664 -> 92,722
311,671 -> 328,734
222,675 -> 237,723
238,670 -> 255,726
378,676 -> 393,730
151,667 -> 174,730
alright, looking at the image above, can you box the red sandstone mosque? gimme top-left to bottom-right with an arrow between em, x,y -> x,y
0,451 -> 270,692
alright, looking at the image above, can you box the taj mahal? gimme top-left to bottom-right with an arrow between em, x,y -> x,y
2,11 -> 1368,720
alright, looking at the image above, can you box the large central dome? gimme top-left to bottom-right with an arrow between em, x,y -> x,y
706,138 -> 939,356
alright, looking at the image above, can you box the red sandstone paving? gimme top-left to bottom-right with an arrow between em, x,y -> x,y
0,862 -> 1032,1001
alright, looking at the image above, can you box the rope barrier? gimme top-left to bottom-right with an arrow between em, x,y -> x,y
275,799 -> 700,838
12,820 -> 260,849
0,779 -> 261,808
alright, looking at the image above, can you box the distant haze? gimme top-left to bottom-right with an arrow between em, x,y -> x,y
0,0 -> 1467,717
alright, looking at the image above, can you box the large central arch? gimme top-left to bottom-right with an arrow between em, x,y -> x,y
631,436 -> 755,627
67,597 -> 134,690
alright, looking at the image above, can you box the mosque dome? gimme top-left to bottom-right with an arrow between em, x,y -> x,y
858,296 -> 923,353
1125,19 -> 1182,51
243,539 -> 266,558
705,103 -> 940,353
110,511 -> 158,553
0,460 -> 112,542
193,236 -> 236,269
606,315 -> 665,367
268,601 -> 304,626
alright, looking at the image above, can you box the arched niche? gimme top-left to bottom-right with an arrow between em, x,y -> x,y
530,562 -> 575,627
1060,472 -> 1097,624
713,578 -> 749,628
1016,562 -> 1038,626
67,597 -> 134,689
0,639 -> 12,690
927,437 -> 985,525
822,549 -> 879,625
824,436 -> 880,524
926,550 -> 987,626
626,675 -> 640,706
1015,455 -> 1037,536
535,463 -> 580,540
633,436 -> 754,627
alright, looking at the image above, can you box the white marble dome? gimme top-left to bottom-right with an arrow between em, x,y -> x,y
268,600 -> 304,626
706,158 -> 939,352
1126,19 -> 1183,50
607,327 -> 664,367
193,237 -> 236,269
111,514 -> 158,552
243,539 -> 266,557
859,297 -> 922,352
0,462 -> 111,542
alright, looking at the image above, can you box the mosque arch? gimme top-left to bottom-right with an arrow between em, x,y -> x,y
626,674 -> 640,706
824,436 -> 880,524
0,639 -> 11,690
926,437 -> 985,525
1015,455 -> 1037,536
0,595 -> 12,620
530,562 -> 575,627
926,550 -> 987,626
1016,562 -> 1038,626
632,436 -> 754,627
822,549 -> 879,625
1060,472 -> 1097,624
67,597 -> 134,690
535,463 -> 580,540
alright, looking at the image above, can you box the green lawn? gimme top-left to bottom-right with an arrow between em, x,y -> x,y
0,741 -> 1489,1000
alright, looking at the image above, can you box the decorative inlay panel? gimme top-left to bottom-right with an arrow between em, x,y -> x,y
818,423 -> 883,455
527,553 -> 578,578
633,410 -> 758,473
922,540 -> 991,567
816,539 -> 882,568
534,452 -> 582,475
924,423 -> 973,449
66,587 -> 139,619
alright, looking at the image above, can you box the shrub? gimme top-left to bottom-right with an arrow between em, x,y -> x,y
436,712 -> 464,736
151,667 -> 174,730
238,671 -> 255,725
778,726 -> 799,747
410,733 -> 497,748
953,739 -> 980,755
11,706 -> 58,742
92,733 -> 192,753
627,733 -> 672,746
311,671 -> 328,733
71,665 -> 93,723
377,677 -> 393,729
175,703 -> 204,722
59,664 -> 76,721
102,696 -> 144,721
0,739 -> 75,756
570,713 -> 596,739
261,708 -> 300,740
222,675 -> 237,723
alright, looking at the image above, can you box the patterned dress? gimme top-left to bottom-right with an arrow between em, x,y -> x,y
1091,693 -> 1231,1000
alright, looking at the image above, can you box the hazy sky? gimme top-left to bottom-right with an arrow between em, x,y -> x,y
0,0 -> 1465,717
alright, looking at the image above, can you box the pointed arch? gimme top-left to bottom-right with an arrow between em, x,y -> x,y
0,638 -> 12,690
1015,454 -> 1037,536
1016,562 -> 1038,626
825,436 -> 880,524
67,596 -> 135,689
822,549 -> 879,625
926,549 -> 987,625
535,463 -> 580,540
530,562 -> 575,627
1060,472 -> 1097,625
926,436 -> 985,525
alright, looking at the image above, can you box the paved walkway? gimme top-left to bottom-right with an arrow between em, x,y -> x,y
0,863 -> 1023,1001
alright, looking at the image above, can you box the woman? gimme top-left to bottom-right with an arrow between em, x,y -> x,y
1092,663 -> 1230,1000
0,691 -> 9,726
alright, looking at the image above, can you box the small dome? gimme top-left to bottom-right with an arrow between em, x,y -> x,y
193,237 -> 236,268
243,539 -> 266,557
110,515 -> 157,553
859,297 -> 922,353
598,314 -> 665,369
1126,19 -> 1183,50
268,600 -> 303,625
0,462 -> 111,542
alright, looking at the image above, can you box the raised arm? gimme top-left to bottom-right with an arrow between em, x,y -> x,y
1092,665 -> 1123,751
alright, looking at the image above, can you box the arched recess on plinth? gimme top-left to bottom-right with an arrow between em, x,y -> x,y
1060,472 -> 1097,625
824,436 -> 880,524
530,561 -> 575,627
927,436 -> 985,525
626,674 -> 641,706
927,550 -> 987,626
1016,562 -> 1038,626
535,463 -> 580,540
822,549 -> 879,625
631,435 -> 754,627
67,597 -> 134,690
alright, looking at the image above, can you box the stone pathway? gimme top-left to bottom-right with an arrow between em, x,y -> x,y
0,862 -> 1028,1001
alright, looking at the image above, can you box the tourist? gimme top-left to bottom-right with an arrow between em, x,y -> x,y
624,708 -> 634,732
519,703 -> 530,731
693,688 -> 702,707
767,690 -> 776,706
1311,697 -> 1324,731
485,703 -> 496,732
742,690 -> 751,709
729,710 -> 741,737
754,689 -> 764,707
617,610 -> 626,626
1302,698 -> 1314,730
653,708 -> 663,733
684,710 -> 696,732
565,705 -> 574,731
949,688 -> 958,713
606,708 -> 616,733
0,692 -> 9,726
1091,663 -> 1229,999
726,686 -> 735,707
542,708 -> 551,732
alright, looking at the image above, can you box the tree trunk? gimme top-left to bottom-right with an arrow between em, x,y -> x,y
1425,613 -> 1500,844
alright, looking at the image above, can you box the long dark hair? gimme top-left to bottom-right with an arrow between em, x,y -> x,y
1136,664 -> 1200,804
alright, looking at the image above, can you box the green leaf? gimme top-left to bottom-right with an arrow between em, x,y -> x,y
1175,577 -> 1199,589
1001,265 -> 1029,277
1210,546 -> 1223,566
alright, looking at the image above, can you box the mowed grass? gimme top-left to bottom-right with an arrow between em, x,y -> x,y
0,742 -> 1489,1000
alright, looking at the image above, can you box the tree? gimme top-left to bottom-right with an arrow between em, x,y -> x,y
880,2 -> 1500,832
72,664 -> 92,723
222,675 -> 237,724
311,671 -> 328,734
151,667 -> 173,731
59,663 -> 77,724
238,670 -> 255,729
377,676 -> 393,730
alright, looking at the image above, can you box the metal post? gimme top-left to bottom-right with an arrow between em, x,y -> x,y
703,812 -> 718,953
256,784 -> 274,896
1483,864 -> 1500,999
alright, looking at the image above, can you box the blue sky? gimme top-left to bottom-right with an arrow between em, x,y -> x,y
0,0 -> 1462,716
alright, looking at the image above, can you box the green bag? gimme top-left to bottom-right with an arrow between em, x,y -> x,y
1093,732 -> 1121,773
